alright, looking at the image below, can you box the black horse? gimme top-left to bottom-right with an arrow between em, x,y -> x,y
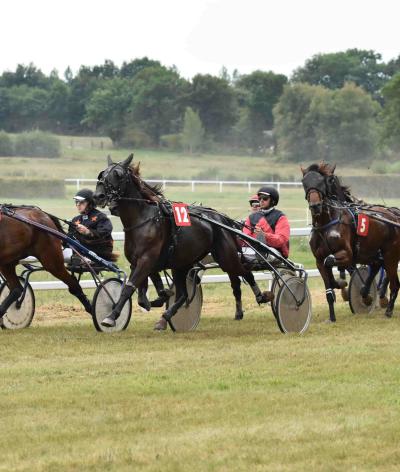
93,154 -> 270,330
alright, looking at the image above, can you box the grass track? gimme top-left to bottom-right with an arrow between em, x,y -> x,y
2,283 -> 400,471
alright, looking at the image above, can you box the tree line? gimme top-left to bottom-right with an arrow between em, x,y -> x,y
0,49 -> 400,162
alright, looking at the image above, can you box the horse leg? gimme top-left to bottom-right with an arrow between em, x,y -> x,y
40,255 -> 92,313
382,259 -> 400,318
359,263 -> 380,307
341,266 -> 356,302
379,274 -> 389,308
242,272 -> 273,305
101,256 -> 155,327
324,249 -> 351,290
137,275 -> 151,311
229,274 -> 244,320
154,268 -> 190,331
149,272 -> 174,308
317,260 -> 336,322
0,264 -> 23,321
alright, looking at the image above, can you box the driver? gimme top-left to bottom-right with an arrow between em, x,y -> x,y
68,188 -> 114,260
242,186 -> 290,258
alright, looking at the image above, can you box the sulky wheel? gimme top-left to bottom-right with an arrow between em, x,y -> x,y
92,278 -> 132,332
167,274 -> 203,332
271,270 -> 296,319
275,276 -> 312,334
0,276 -> 35,330
348,266 -> 377,315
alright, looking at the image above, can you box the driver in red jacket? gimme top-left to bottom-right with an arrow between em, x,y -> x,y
242,186 -> 290,258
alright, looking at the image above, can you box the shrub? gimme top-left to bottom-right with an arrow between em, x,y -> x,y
160,133 -> 182,150
370,160 -> 388,174
14,131 -> 60,158
118,128 -> 152,148
0,131 -> 14,156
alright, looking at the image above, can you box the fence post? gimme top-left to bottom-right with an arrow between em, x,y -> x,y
248,182 -> 251,193
219,182 -> 223,193
76,179 -> 80,191
163,180 -> 166,191
277,182 -> 281,193
191,181 -> 195,192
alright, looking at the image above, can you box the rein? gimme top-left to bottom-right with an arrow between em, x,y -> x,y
312,218 -> 341,231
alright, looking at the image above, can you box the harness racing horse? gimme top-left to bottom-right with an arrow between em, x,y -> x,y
93,154 -> 270,330
0,206 -> 93,324
301,162 -> 400,322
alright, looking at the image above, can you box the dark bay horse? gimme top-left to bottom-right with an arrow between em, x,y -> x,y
301,162 -> 400,322
93,154 -> 269,330
0,206 -> 92,323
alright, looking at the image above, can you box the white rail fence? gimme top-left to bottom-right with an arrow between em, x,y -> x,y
65,178 -> 310,225
65,178 -> 303,194
28,227 -> 319,291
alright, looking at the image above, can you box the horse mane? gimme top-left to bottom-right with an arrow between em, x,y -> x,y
304,161 -> 361,204
127,163 -> 165,200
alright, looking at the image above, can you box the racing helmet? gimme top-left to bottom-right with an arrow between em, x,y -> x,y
257,186 -> 279,206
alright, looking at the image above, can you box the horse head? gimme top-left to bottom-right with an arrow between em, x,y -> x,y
94,154 -> 134,207
301,161 -> 348,216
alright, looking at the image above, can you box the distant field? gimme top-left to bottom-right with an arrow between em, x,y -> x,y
1,134 -> 378,181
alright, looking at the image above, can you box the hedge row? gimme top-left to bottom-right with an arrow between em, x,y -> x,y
0,130 -> 61,158
0,179 -> 66,199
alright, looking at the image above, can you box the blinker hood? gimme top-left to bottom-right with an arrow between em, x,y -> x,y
302,171 -> 327,198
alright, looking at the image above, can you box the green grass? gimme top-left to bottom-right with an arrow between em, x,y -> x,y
2,137 -> 400,470
1,281 -> 400,471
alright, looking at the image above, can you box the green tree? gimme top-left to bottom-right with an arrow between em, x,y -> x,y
274,83 -> 323,161
236,70 -> 287,151
65,66 -> 103,133
83,78 -> 133,144
129,66 -> 188,144
381,72 -> 400,150
182,107 -> 204,153
292,49 -> 389,97
312,82 -> 380,162
189,74 -> 238,141
5,85 -> 49,131
120,57 -> 161,79
274,82 -> 380,163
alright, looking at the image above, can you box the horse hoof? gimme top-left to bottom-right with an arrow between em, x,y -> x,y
101,316 -> 116,328
138,299 -> 151,311
325,319 -> 336,324
256,291 -> 274,304
154,318 -> 168,331
379,297 -> 389,309
385,310 -> 393,318
362,295 -> 373,307
341,288 -> 349,302
335,279 -> 347,289
234,312 -> 244,320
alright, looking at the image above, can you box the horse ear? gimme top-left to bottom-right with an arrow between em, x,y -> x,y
300,165 -> 306,176
107,155 -> 113,166
122,153 -> 134,168
331,163 -> 336,174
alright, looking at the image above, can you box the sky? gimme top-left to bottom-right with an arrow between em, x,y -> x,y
1,0 -> 399,79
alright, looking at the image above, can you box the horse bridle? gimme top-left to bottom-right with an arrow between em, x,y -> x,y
97,163 -> 133,206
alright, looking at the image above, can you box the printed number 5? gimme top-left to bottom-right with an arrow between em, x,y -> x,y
360,217 -> 366,233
